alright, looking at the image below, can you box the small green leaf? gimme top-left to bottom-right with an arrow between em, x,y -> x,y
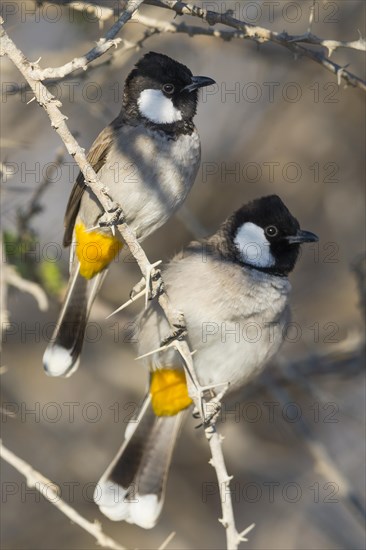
38,260 -> 64,297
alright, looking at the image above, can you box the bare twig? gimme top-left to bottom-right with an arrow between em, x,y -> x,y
0,442 -> 126,550
1,31 -> 153,98
287,33 -> 366,57
146,0 -> 366,91
158,531 -> 176,550
207,426 -> 255,549
63,0 -> 366,57
5,265 -> 48,312
25,0 -> 145,80
136,11 -> 366,56
21,0 -> 365,92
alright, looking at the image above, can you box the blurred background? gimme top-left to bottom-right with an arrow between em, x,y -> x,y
1,1 -> 365,549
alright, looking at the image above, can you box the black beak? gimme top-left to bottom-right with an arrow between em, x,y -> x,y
182,76 -> 216,93
286,229 -> 319,244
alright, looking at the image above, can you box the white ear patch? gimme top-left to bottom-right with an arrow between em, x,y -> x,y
234,222 -> 275,268
138,89 -> 182,124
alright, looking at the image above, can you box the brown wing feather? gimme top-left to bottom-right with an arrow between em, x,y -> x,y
63,119 -> 122,247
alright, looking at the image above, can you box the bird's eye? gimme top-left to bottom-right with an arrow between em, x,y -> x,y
163,83 -> 175,94
265,225 -> 278,237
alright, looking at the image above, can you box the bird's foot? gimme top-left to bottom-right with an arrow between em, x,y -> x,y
193,382 -> 230,428
98,206 -> 125,235
160,322 -> 187,347
143,261 -> 164,307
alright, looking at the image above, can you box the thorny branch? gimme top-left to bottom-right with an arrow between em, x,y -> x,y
26,0 -> 146,80
0,442 -> 126,550
0,16 -> 251,549
2,32 -> 153,97
149,0 -> 366,91
3,0 -> 365,97
29,0 -> 366,91
207,427 -> 256,546
136,13 -> 366,58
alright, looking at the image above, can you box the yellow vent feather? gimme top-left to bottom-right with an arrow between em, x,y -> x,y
150,369 -> 193,416
75,222 -> 123,279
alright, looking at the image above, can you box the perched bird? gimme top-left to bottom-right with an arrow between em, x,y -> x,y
95,194 -> 318,528
43,52 -> 215,377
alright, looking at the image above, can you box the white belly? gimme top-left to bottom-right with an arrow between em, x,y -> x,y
81,127 -> 201,240
190,315 -> 288,390
138,255 -> 291,395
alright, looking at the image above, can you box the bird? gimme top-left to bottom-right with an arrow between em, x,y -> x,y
94,194 -> 318,528
43,51 -> 215,377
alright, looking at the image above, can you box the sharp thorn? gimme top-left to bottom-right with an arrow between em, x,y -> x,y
135,341 -> 174,361
238,523 -> 256,541
106,288 -> 146,319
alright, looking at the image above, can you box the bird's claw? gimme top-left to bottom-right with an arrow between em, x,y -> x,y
130,277 -> 146,300
192,382 -> 230,428
149,268 -> 164,299
99,207 -> 125,228
160,324 -> 188,347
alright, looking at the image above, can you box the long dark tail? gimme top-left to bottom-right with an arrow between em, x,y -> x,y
95,395 -> 185,529
43,264 -> 106,377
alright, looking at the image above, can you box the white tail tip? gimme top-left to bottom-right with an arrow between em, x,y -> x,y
95,479 -> 161,528
43,345 -> 79,377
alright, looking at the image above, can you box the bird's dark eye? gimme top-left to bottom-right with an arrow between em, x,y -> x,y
265,225 -> 278,237
163,83 -> 175,94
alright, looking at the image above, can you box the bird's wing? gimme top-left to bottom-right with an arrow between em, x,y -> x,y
63,119 -> 122,247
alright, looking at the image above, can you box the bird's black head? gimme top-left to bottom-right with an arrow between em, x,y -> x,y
122,52 -> 215,132
221,195 -> 318,276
